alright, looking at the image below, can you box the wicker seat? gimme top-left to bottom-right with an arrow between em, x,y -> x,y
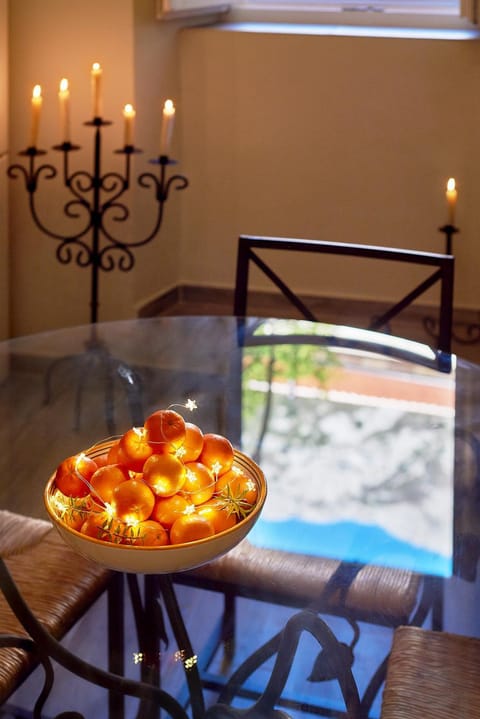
175,541 -> 431,716
380,625 -> 480,719
185,540 -> 422,627
0,515 -> 112,706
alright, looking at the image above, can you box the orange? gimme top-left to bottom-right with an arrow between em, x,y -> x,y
143,453 -> 186,497
110,479 -> 155,523
53,491 -> 93,531
182,462 -> 215,505
197,499 -> 238,534
106,441 -> 122,465
80,512 -> 125,543
151,494 -> 191,529
54,453 -> 98,498
144,409 -> 186,452
119,427 -> 153,472
90,464 -> 130,505
216,467 -> 258,508
124,520 -> 169,546
177,422 -> 204,462
199,433 -> 234,477
94,454 -> 109,468
170,513 -> 215,545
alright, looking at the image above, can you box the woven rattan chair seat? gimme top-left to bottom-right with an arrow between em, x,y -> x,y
0,529 -> 112,704
184,539 -> 422,625
380,625 -> 480,719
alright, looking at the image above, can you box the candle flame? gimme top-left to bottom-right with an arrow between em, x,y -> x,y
164,99 -> 175,114
92,62 -> 101,73
447,178 -> 456,192
123,103 -> 136,117
32,84 -> 42,99
59,78 -> 69,93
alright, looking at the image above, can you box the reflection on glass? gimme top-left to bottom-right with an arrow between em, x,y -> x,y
242,328 -> 455,577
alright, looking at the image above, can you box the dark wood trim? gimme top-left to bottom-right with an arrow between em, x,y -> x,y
137,284 -> 480,361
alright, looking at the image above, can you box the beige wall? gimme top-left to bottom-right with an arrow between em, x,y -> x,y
130,0 -> 196,317
7,4 -> 480,335
8,0 -> 136,334
7,0 -> 221,336
0,0 -> 9,341
178,26 -> 480,311
7,0 -> 200,335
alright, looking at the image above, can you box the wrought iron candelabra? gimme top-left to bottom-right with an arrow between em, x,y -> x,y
7,117 -> 188,324
440,223 -> 458,257
7,117 -> 188,432
423,223 -> 480,348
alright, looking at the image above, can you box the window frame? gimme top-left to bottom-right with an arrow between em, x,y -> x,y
156,0 -> 478,27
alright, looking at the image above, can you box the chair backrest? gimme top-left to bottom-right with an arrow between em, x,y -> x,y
233,235 -> 455,358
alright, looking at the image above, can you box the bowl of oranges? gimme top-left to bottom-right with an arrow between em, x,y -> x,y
44,404 -> 266,574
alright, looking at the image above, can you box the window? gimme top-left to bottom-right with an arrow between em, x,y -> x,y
236,0 -> 460,13
156,0 -> 229,19
156,0 -> 478,26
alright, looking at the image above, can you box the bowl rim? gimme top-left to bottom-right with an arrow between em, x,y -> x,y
44,446 -> 267,553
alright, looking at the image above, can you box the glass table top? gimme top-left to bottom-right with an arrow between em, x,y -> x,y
0,315 -> 478,719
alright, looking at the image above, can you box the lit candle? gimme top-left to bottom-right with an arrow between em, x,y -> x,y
58,78 -> 70,143
160,99 -> 175,156
446,177 -> 458,226
123,103 -> 136,147
91,62 -> 102,118
30,84 -> 42,148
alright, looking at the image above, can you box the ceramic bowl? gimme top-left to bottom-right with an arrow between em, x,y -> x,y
44,439 -> 267,574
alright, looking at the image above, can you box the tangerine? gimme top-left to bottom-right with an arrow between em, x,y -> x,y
199,433 -> 234,477
197,499 -> 238,533
145,409 -> 186,452
53,490 -> 93,531
124,520 -> 170,546
106,441 -> 123,465
119,427 -> 153,472
143,453 -> 186,497
151,493 -> 191,529
177,422 -> 204,462
182,462 -> 215,505
90,464 -> 130,505
216,467 -> 258,508
54,453 -> 98,498
80,512 -> 125,543
110,479 -> 155,523
94,454 -> 109,468
170,513 -> 215,545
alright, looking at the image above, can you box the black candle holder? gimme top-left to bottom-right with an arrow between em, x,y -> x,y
7,118 -> 189,431
423,223 -> 480,347
439,223 -> 458,256
7,117 -> 188,324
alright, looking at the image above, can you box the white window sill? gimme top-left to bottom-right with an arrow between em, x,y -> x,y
214,17 -> 480,37
215,2 -> 480,36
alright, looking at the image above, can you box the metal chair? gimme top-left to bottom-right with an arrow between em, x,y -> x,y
0,512 -> 113,715
174,235 -> 455,717
380,625 -> 480,719
233,234 -> 454,361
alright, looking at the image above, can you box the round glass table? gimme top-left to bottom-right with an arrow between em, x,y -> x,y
0,315 -> 478,719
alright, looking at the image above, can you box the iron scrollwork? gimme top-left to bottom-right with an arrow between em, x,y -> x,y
7,119 -> 189,324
